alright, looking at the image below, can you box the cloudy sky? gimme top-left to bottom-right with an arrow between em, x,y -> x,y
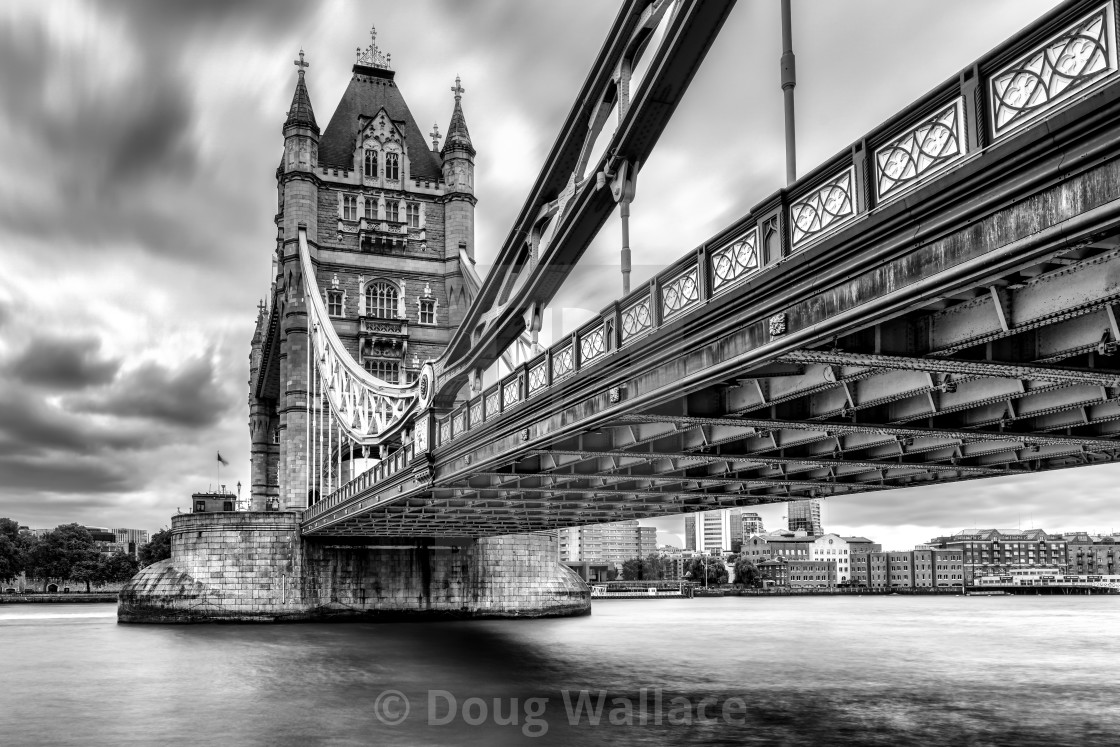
2,0 -> 1114,548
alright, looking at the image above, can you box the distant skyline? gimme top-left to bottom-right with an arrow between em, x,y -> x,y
4,1 -> 1116,545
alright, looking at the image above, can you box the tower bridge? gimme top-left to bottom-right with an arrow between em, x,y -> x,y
121,0 -> 1120,622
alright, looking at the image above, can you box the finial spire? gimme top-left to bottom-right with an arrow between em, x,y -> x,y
442,75 -> 474,156
285,47 -> 318,134
429,123 -> 441,150
356,24 -> 392,70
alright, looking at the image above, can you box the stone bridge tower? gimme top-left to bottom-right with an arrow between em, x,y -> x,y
120,29 -> 589,624
249,29 -> 484,511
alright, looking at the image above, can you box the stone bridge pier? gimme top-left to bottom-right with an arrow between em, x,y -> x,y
118,513 -> 589,623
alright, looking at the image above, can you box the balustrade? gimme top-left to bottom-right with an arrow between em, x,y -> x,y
423,2 -> 1120,460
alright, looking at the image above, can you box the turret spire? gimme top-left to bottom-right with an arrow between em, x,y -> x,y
442,75 -> 474,156
285,49 -> 319,134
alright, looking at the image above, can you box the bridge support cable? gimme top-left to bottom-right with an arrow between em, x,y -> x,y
298,227 -> 419,449
432,1 -> 736,396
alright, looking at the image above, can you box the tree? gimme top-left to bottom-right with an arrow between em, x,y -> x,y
25,524 -> 98,590
139,528 -> 172,567
70,559 -> 104,593
0,518 -> 24,581
733,555 -> 761,587
621,554 -> 672,581
621,557 -> 645,581
683,556 -> 728,586
100,551 -> 140,585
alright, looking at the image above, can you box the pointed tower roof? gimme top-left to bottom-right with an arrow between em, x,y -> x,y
317,27 -> 443,180
285,50 -> 319,134
442,75 -> 474,157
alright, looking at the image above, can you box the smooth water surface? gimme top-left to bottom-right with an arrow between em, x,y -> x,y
2,596 -> 1118,746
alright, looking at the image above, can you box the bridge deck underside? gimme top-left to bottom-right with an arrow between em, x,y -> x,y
303,61 -> 1120,538
308,231 -> 1120,537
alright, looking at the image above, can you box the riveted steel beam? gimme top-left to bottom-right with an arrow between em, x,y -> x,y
780,351 -> 1120,387
520,449 -> 1000,476
621,414 -> 1120,450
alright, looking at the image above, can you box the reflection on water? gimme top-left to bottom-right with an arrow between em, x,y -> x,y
2,596 -> 1118,746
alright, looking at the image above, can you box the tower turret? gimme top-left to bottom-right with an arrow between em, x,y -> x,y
441,76 -> 476,261
284,50 -> 320,170
441,76 -> 477,327
280,50 -> 320,256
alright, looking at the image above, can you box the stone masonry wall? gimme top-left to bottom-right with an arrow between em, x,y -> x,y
119,512 -> 304,623
119,513 -> 589,623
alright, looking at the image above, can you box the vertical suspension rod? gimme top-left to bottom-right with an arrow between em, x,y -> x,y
620,198 -> 632,295
781,0 -> 797,186
327,398 -> 333,496
305,333 -> 310,507
317,366 -> 323,502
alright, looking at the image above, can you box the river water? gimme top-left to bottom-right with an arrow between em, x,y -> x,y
2,596 -> 1118,746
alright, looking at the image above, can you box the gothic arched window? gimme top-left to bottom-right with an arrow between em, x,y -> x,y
364,149 -> 378,179
365,281 -> 398,319
385,152 -> 400,181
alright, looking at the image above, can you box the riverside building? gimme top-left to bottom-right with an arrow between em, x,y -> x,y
928,529 -> 1068,584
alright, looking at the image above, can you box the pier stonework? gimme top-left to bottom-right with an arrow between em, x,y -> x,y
118,513 -> 589,623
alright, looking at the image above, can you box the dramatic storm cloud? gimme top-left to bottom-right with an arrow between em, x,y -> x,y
3,0 -> 1108,548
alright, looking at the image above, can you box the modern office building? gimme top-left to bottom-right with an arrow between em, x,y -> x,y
685,509 -> 738,553
739,512 -> 764,537
111,528 -> 151,559
558,521 -> 657,568
787,499 -> 823,535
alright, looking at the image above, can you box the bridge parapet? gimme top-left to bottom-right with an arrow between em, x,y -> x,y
302,441 -> 418,525
431,0 -> 1120,449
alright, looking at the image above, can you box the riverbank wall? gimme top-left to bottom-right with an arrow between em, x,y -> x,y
118,512 -> 590,623
1,593 -> 118,604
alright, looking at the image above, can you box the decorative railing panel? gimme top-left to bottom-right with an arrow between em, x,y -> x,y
790,167 -> 858,250
361,318 -> 407,335
621,295 -> 653,344
469,399 -> 483,428
502,376 -> 522,407
990,3 -> 1117,139
528,361 -> 548,395
553,345 -> 575,379
452,410 -> 465,436
660,264 -> 700,319
710,228 -> 760,292
485,389 -> 500,419
439,420 -> 450,446
580,322 -> 608,364
875,98 -> 966,202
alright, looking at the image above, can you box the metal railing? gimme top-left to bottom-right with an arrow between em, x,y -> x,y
433,0 -> 1120,447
